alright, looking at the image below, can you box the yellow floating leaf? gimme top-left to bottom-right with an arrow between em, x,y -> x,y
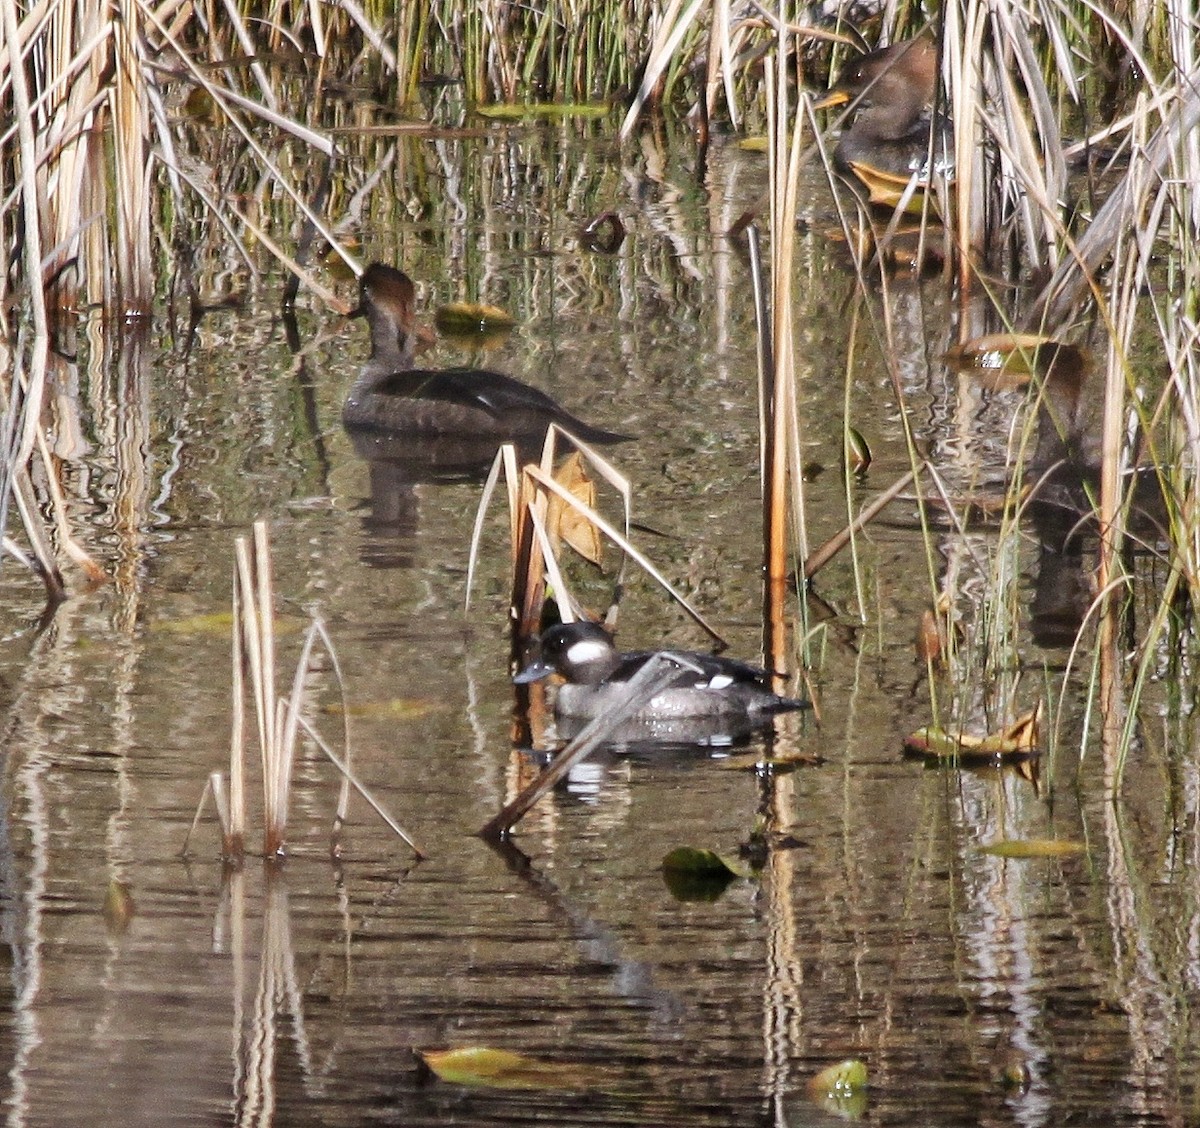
103,880 -> 135,933
981,838 -> 1086,858
417,1046 -> 601,1091
434,301 -> 516,335
474,102 -> 609,120
904,702 -> 1042,760
737,135 -> 768,152
322,698 -> 437,720
547,451 -> 602,566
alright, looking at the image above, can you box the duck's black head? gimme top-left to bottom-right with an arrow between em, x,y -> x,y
514,621 -> 621,686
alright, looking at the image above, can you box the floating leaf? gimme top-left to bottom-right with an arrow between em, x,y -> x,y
474,102 -> 609,120
323,698 -> 437,720
434,301 -> 516,336
662,846 -> 747,876
717,751 -> 821,772
661,846 -> 747,901
103,881 -> 135,934
547,452 -> 602,566
944,333 -> 1089,391
416,1046 -> 600,1091
904,702 -> 1042,760
808,1058 -> 869,1118
737,135 -> 768,152
981,838 -> 1086,859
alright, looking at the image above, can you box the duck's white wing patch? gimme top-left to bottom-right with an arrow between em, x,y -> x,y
705,674 -> 734,690
566,639 -> 613,667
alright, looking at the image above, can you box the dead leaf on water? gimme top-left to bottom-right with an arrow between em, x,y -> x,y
981,838 -> 1086,859
547,452 -> 602,566
434,301 -> 516,337
944,333 -> 1090,391
416,1046 -> 604,1091
904,702 -> 1042,760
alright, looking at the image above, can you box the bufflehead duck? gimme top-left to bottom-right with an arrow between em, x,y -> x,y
345,263 -> 628,444
514,620 -> 810,728
817,35 -> 951,183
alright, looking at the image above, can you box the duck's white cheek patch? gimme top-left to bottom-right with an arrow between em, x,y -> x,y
566,639 -> 611,666
705,674 -> 734,690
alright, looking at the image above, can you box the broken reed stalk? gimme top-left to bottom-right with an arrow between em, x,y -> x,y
232,522 -> 289,858
212,523 -> 422,861
481,653 -> 700,838
803,465 -> 925,580
467,430 -> 726,649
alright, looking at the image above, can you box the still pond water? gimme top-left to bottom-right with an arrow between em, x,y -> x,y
1,122 -> 1198,1125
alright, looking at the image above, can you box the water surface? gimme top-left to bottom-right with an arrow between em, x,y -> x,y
0,121 -> 1196,1126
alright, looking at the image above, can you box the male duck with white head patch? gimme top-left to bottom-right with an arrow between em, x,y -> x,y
515,621 -> 809,737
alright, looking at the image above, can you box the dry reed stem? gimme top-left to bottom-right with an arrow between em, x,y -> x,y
481,653 -> 700,838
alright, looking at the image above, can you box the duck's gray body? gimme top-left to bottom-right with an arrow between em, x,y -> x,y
516,622 -> 808,744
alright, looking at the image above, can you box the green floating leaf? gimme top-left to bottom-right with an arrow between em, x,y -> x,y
808,1058 -> 869,1119
661,847 -> 746,902
662,846 -> 746,877
845,426 -> 872,474
474,102 -> 609,120
981,838 -> 1086,859
323,698 -> 437,720
416,1046 -> 600,1091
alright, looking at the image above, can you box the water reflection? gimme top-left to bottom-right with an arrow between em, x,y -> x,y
0,120 -> 1198,1127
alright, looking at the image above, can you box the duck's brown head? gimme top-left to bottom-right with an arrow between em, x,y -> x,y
351,263 -> 418,369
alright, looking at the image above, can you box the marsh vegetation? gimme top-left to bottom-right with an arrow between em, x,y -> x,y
1,1 -> 1199,1123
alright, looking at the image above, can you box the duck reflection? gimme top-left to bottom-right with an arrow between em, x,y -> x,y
1022,343 -> 1168,645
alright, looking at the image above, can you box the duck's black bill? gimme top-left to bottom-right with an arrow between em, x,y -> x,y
513,658 -> 555,685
